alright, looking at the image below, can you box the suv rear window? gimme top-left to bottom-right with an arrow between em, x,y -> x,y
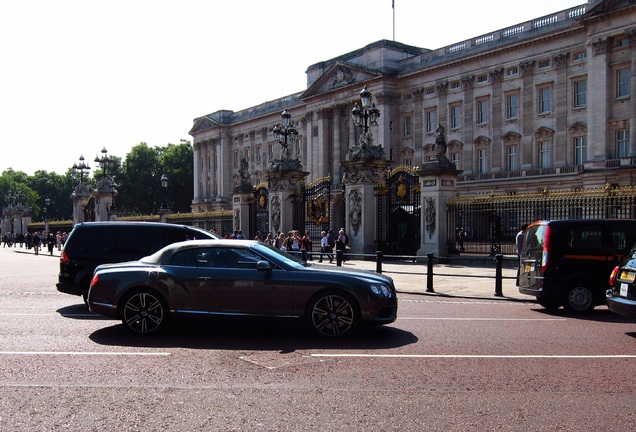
567,226 -> 602,250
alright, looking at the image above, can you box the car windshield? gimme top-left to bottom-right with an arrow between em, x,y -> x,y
252,242 -> 308,269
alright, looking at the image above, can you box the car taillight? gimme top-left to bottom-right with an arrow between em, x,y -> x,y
541,225 -> 551,274
609,266 -> 620,287
60,250 -> 69,263
90,274 -> 99,288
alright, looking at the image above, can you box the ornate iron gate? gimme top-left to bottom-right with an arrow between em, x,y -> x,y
298,176 -> 331,255
250,183 -> 269,237
376,166 -> 421,256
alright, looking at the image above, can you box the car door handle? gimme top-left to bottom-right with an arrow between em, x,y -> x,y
197,277 -> 213,280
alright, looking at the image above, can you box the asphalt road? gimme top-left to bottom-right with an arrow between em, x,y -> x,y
1,245 -> 635,431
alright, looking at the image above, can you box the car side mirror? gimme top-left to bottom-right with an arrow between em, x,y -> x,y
256,260 -> 272,271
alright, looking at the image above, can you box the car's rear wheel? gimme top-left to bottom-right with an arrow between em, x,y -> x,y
308,291 -> 358,337
562,284 -> 594,313
537,297 -> 561,310
121,289 -> 167,335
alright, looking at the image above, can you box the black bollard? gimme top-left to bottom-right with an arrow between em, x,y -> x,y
336,249 -> 343,267
376,251 -> 383,274
494,253 -> 503,296
426,253 -> 435,293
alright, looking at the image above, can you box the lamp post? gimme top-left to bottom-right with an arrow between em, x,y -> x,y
94,147 -> 113,180
72,155 -> 91,183
160,175 -> 168,211
272,109 -> 298,162
44,198 -> 50,234
351,86 -> 380,149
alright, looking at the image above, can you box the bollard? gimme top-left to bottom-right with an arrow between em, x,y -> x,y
336,249 -> 343,267
376,251 -> 383,274
426,253 -> 435,293
494,253 -> 503,296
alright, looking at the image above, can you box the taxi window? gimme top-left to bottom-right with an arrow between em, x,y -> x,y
566,226 -> 602,250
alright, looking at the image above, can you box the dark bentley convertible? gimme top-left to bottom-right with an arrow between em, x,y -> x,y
88,239 -> 397,337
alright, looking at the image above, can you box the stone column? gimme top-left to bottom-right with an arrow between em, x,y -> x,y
587,38 -> 611,161
267,170 -> 308,235
71,183 -> 92,225
341,159 -> 390,255
417,161 -> 462,257
232,190 -> 253,237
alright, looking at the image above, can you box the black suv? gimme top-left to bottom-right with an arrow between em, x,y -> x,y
519,219 -> 636,313
57,221 -> 217,301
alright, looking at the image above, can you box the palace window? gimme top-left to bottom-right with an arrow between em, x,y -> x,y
573,135 -> 587,165
507,145 -> 518,171
538,59 -> 551,69
617,69 -> 630,98
233,151 -> 239,168
573,51 -> 587,61
450,151 -> 461,169
617,129 -> 630,158
506,66 -> 518,77
538,141 -> 551,168
506,93 -> 519,119
450,104 -> 462,129
478,149 -> 489,174
476,98 -> 489,125
573,79 -> 587,108
255,146 -> 262,163
538,86 -> 552,114
404,114 -> 412,137
450,80 -> 461,90
425,108 -> 436,133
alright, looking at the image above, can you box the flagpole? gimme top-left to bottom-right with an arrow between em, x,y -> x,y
392,0 -> 395,41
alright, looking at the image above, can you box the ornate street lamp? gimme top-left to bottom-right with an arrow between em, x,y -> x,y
94,147 -> 113,179
72,155 -> 91,183
160,174 -> 169,211
272,109 -> 298,162
44,198 -> 50,233
109,182 -> 117,213
351,86 -> 380,149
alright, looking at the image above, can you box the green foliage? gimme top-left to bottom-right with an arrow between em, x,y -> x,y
1,140 -> 194,220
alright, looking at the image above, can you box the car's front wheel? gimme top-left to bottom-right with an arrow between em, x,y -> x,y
121,289 -> 167,335
562,284 -> 594,313
308,291 -> 358,337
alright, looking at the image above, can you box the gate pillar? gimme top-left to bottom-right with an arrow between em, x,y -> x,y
266,170 -> 308,235
231,190 -> 253,237
417,163 -> 462,257
342,159 -> 390,255
71,183 -> 91,225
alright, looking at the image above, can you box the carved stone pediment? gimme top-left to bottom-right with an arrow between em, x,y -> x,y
501,131 -> 522,145
568,121 -> 588,134
301,62 -> 382,99
534,126 -> 555,140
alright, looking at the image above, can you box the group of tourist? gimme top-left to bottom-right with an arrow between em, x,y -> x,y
211,227 -> 350,264
2,231 -> 67,255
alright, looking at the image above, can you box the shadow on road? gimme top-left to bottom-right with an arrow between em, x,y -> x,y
88,317 -> 418,352
531,307 -> 635,323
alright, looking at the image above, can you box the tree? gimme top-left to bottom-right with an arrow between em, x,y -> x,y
159,140 -> 194,213
117,143 -> 162,215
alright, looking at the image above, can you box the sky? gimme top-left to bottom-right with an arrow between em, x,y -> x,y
0,0 -> 586,176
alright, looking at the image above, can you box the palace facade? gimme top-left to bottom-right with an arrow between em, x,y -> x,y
190,0 -> 635,215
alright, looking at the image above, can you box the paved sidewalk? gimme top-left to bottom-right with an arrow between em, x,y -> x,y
5,245 -> 532,302
324,257 -> 533,302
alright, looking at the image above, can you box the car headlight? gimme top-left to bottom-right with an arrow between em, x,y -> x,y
370,284 -> 392,298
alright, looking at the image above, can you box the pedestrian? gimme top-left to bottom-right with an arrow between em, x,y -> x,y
300,230 -> 311,262
457,227 -> 466,253
32,231 -> 41,255
336,228 -> 347,265
516,224 -> 529,286
47,232 -> 56,255
319,231 -> 333,263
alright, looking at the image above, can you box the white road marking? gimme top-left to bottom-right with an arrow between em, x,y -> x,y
0,351 -> 171,356
398,317 -> 566,321
311,354 -> 636,359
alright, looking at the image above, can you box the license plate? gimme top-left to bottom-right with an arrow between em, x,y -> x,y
525,263 -> 535,273
620,270 -> 636,282
620,283 -> 629,297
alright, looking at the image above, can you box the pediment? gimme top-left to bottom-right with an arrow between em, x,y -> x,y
189,115 -> 222,135
501,131 -> 521,144
474,135 -> 492,147
583,0 -> 636,19
568,121 -> 588,134
301,62 -> 382,99
534,126 -> 555,139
